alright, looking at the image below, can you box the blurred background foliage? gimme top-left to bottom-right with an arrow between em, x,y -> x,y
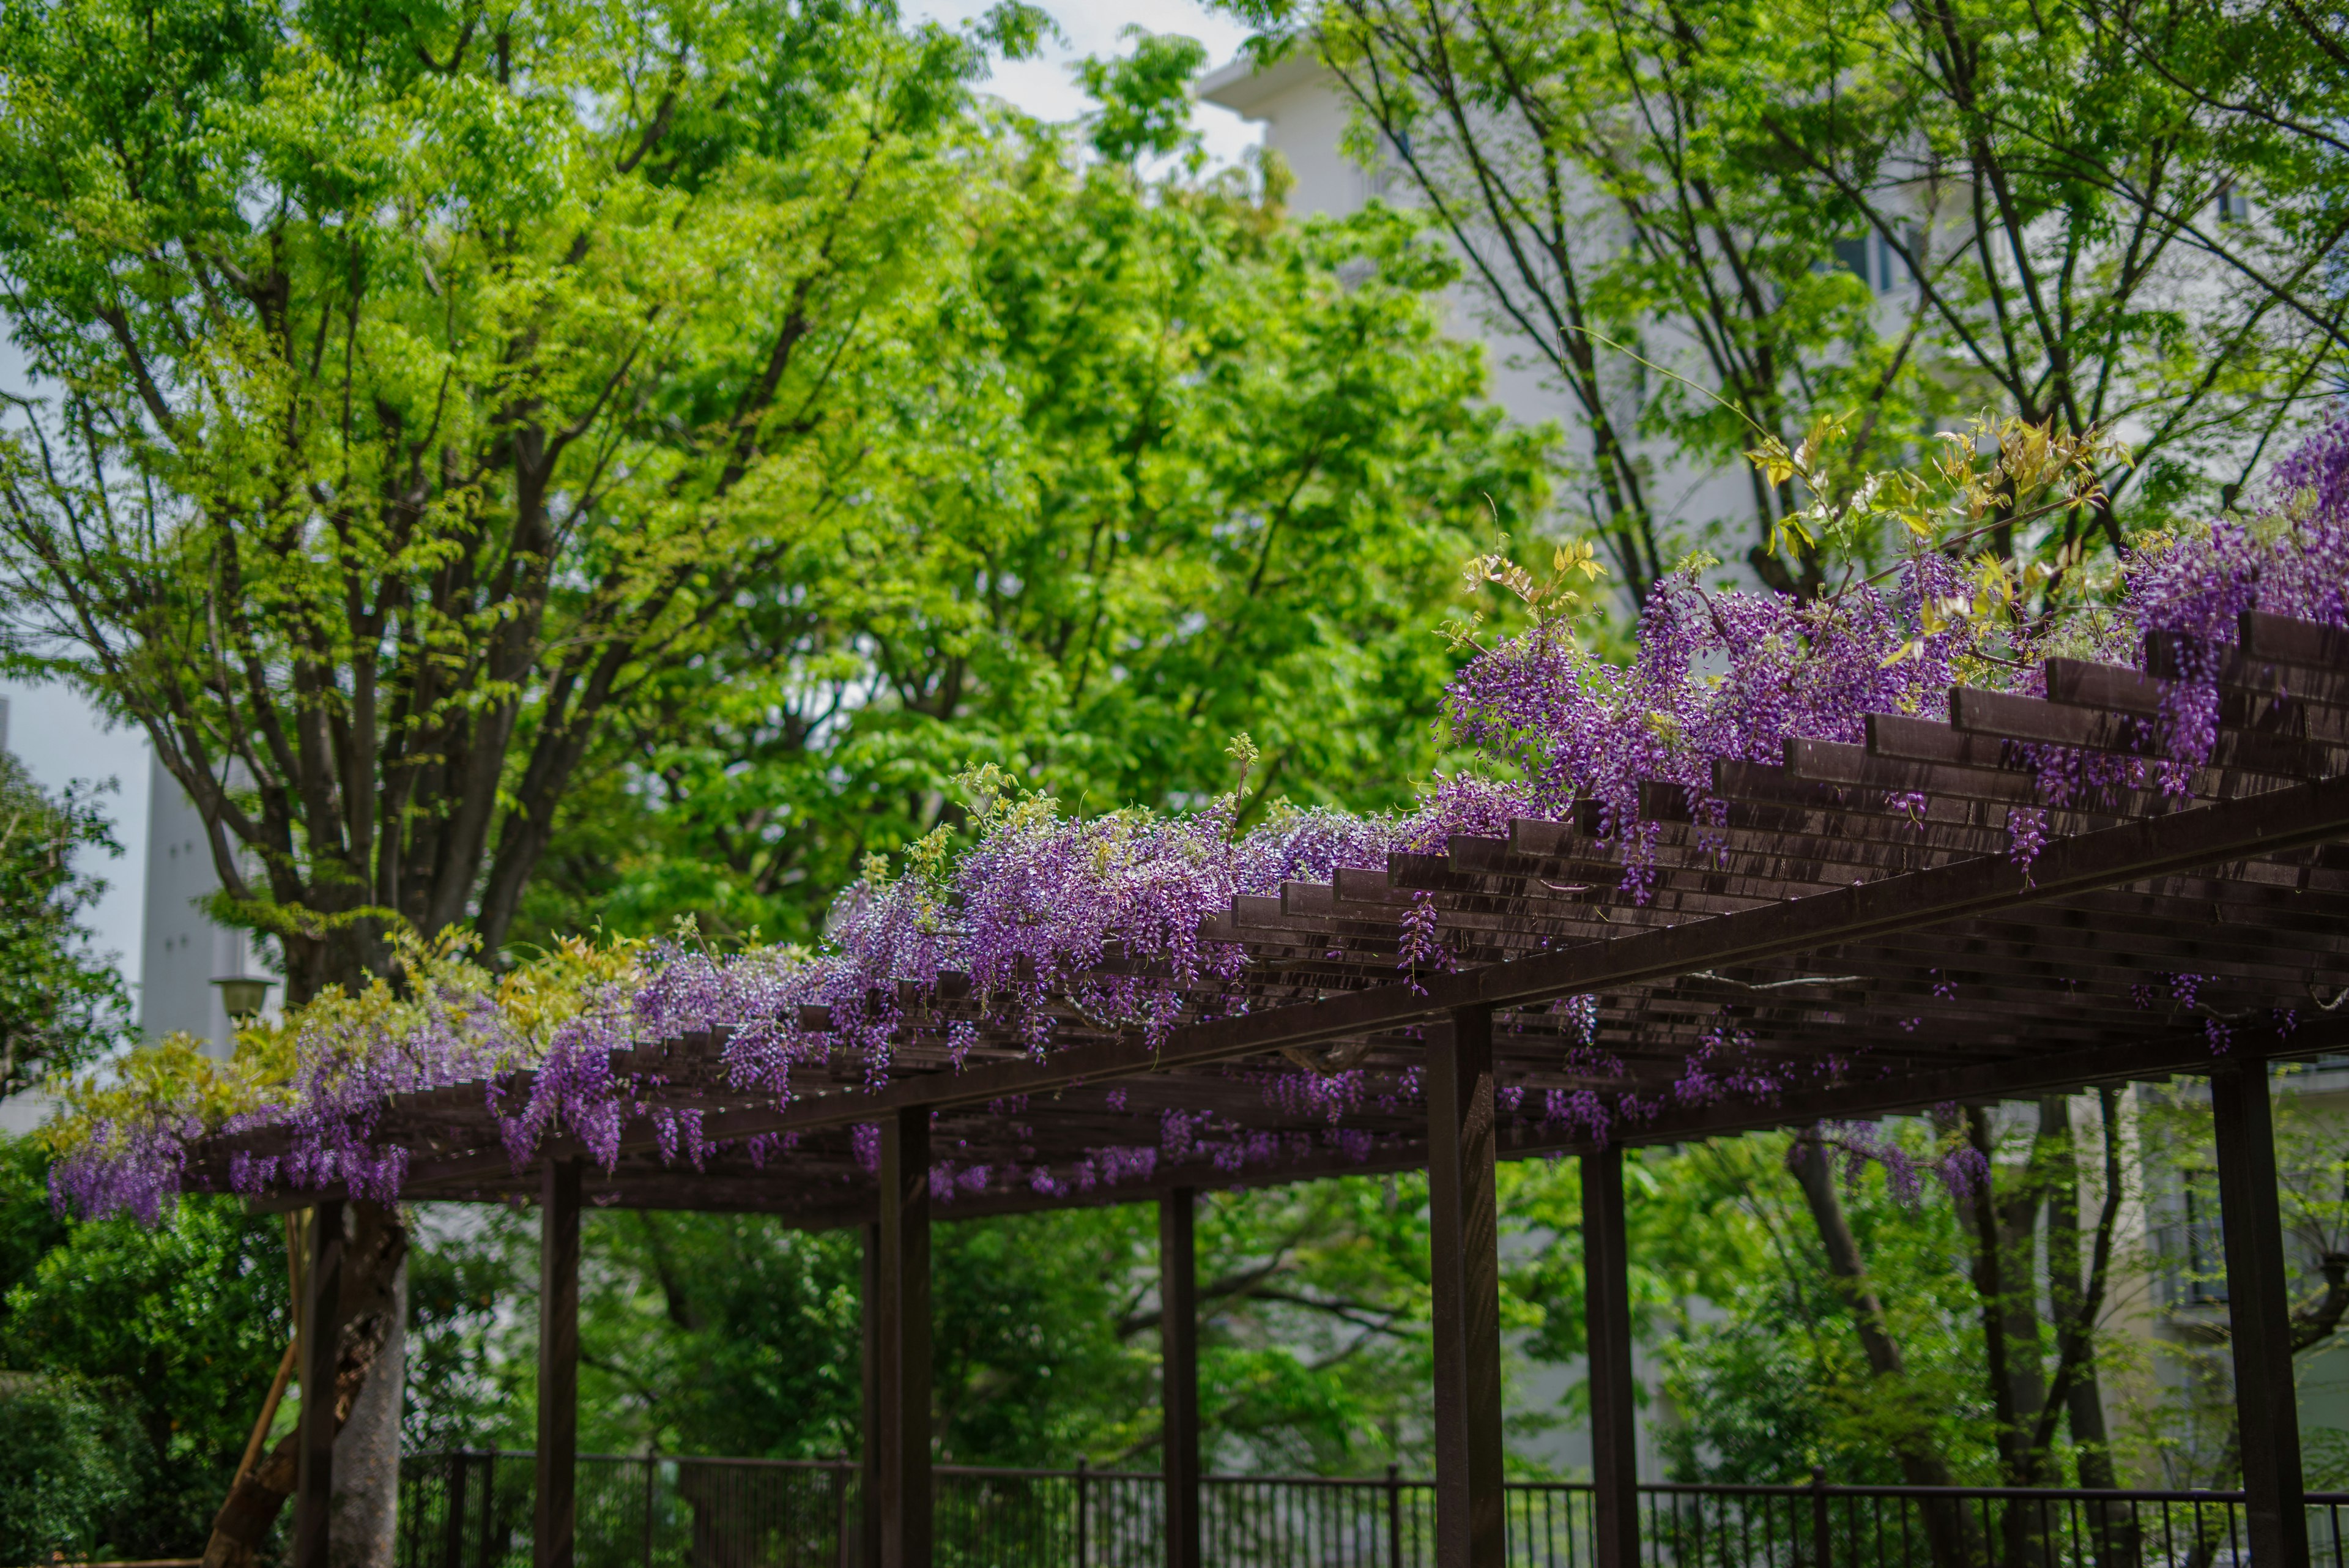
0,0 -> 2344,1550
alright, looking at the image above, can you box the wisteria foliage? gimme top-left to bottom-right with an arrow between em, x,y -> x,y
49,417 -> 2349,1222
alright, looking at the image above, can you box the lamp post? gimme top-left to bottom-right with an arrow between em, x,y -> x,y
213,975 -> 272,1022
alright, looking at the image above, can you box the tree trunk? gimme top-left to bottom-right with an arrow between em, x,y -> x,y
200,1202 -> 409,1568
1788,1129 -> 1978,1568
332,1207 -> 407,1568
2048,1091 -> 2140,1568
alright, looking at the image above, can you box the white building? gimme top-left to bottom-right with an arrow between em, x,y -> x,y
139,750 -> 267,1055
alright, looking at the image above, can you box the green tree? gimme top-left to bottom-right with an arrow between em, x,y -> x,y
0,1134 -> 288,1555
0,0 -> 1034,1543
1740,0 -> 2347,551
1223,0 -> 1946,603
0,752 -> 132,1098
1222,0 -> 2347,604
518,89 -> 1556,946
2130,1070 -> 2349,1488
0,0 -> 1039,1003
404,1176 -> 1496,1477
0,1375 -> 142,1564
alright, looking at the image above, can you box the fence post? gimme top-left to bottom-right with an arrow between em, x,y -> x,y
441,1452 -> 469,1568
642,1452 -> 657,1568
836,1456 -> 854,1568
1386,1463 -> 1405,1568
1809,1467 -> 1831,1568
1075,1457 -> 1090,1568
477,1451 -> 497,1568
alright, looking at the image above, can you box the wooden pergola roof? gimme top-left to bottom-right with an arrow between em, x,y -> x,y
198,608 -> 2349,1224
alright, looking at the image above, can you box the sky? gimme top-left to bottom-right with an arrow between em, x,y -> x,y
915,0 -> 1265,166
7,4 -> 1270,1003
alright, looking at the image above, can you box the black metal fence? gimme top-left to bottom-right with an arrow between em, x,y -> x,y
398,1451 -> 2349,1568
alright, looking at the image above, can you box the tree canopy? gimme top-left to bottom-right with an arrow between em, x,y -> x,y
1223,0 -> 2349,608
0,754 -> 130,1099
0,0 -> 1051,999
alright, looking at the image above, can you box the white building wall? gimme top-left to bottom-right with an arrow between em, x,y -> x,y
139,749 -> 262,1057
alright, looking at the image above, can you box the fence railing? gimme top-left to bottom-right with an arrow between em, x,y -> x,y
397,1451 -> 2349,1568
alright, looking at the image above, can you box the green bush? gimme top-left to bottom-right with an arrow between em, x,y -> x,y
0,1373 -> 139,1562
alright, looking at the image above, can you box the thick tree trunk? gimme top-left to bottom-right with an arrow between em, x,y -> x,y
1788,1129 -> 1979,1568
201,1202 -> 408,1568
1958,1107 -> 2052,1474
2048,1092 -> 2139,1568
333,1225 -> 407,1568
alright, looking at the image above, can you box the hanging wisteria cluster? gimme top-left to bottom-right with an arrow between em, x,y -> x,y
49,414 -> 2349,1222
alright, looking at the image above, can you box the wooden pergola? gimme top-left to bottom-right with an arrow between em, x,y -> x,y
200,609 -> 2349,1568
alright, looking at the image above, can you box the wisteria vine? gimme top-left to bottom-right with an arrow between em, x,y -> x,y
49,415 -> 2349,1222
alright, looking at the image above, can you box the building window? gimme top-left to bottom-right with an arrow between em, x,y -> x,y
2216,181 -> 2251,225
2181,1168 -> 2228,1305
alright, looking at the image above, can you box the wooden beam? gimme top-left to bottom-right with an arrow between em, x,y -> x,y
1160,1188 -> 1201,1568
2211,1062 -> 2309,1568
536,1161 -> 581,1568
1582,1147 -> 1638,1568
298,767 -> 2349,1205
876,1109 -> 933,1568
292,1200 -> 344,1568
1428,1006 -> 1504,1567
861,1221 -> 881,1568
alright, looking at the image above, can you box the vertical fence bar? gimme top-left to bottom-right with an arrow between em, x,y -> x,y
1387,1465 -> 1405,1568
477,1449 -> 496,1568
1809,1470 -> 1831,1568
442,1451 -> 469,1568
836,1459 -> 854,1568
640,1452 -> 656,1568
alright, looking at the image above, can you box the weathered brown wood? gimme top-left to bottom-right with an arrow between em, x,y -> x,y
1429,1006 -> 1504,1568
861,1222 -> 881,1568
292,1200 -> 343,1568
321,765 -> 2349,1206
1160,1188 -> 1201,1568
2211,1062 -> 2309,1568
1583,1146 -> 1638,1568
876,1107 -> 932,1568
536,1160 -> 581,1568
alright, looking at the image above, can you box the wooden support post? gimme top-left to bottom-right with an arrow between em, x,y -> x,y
293,1199 -> 344,1568
861,1221 -> 882,1568
536,1160 -> 581,1568
1428,1005 -> 1504,1568
877,1109 -> 933,1568
2211,1061 -> 2309,1568
1160,1187 -> 1201,1568
1583,1143 -> 1639,1568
